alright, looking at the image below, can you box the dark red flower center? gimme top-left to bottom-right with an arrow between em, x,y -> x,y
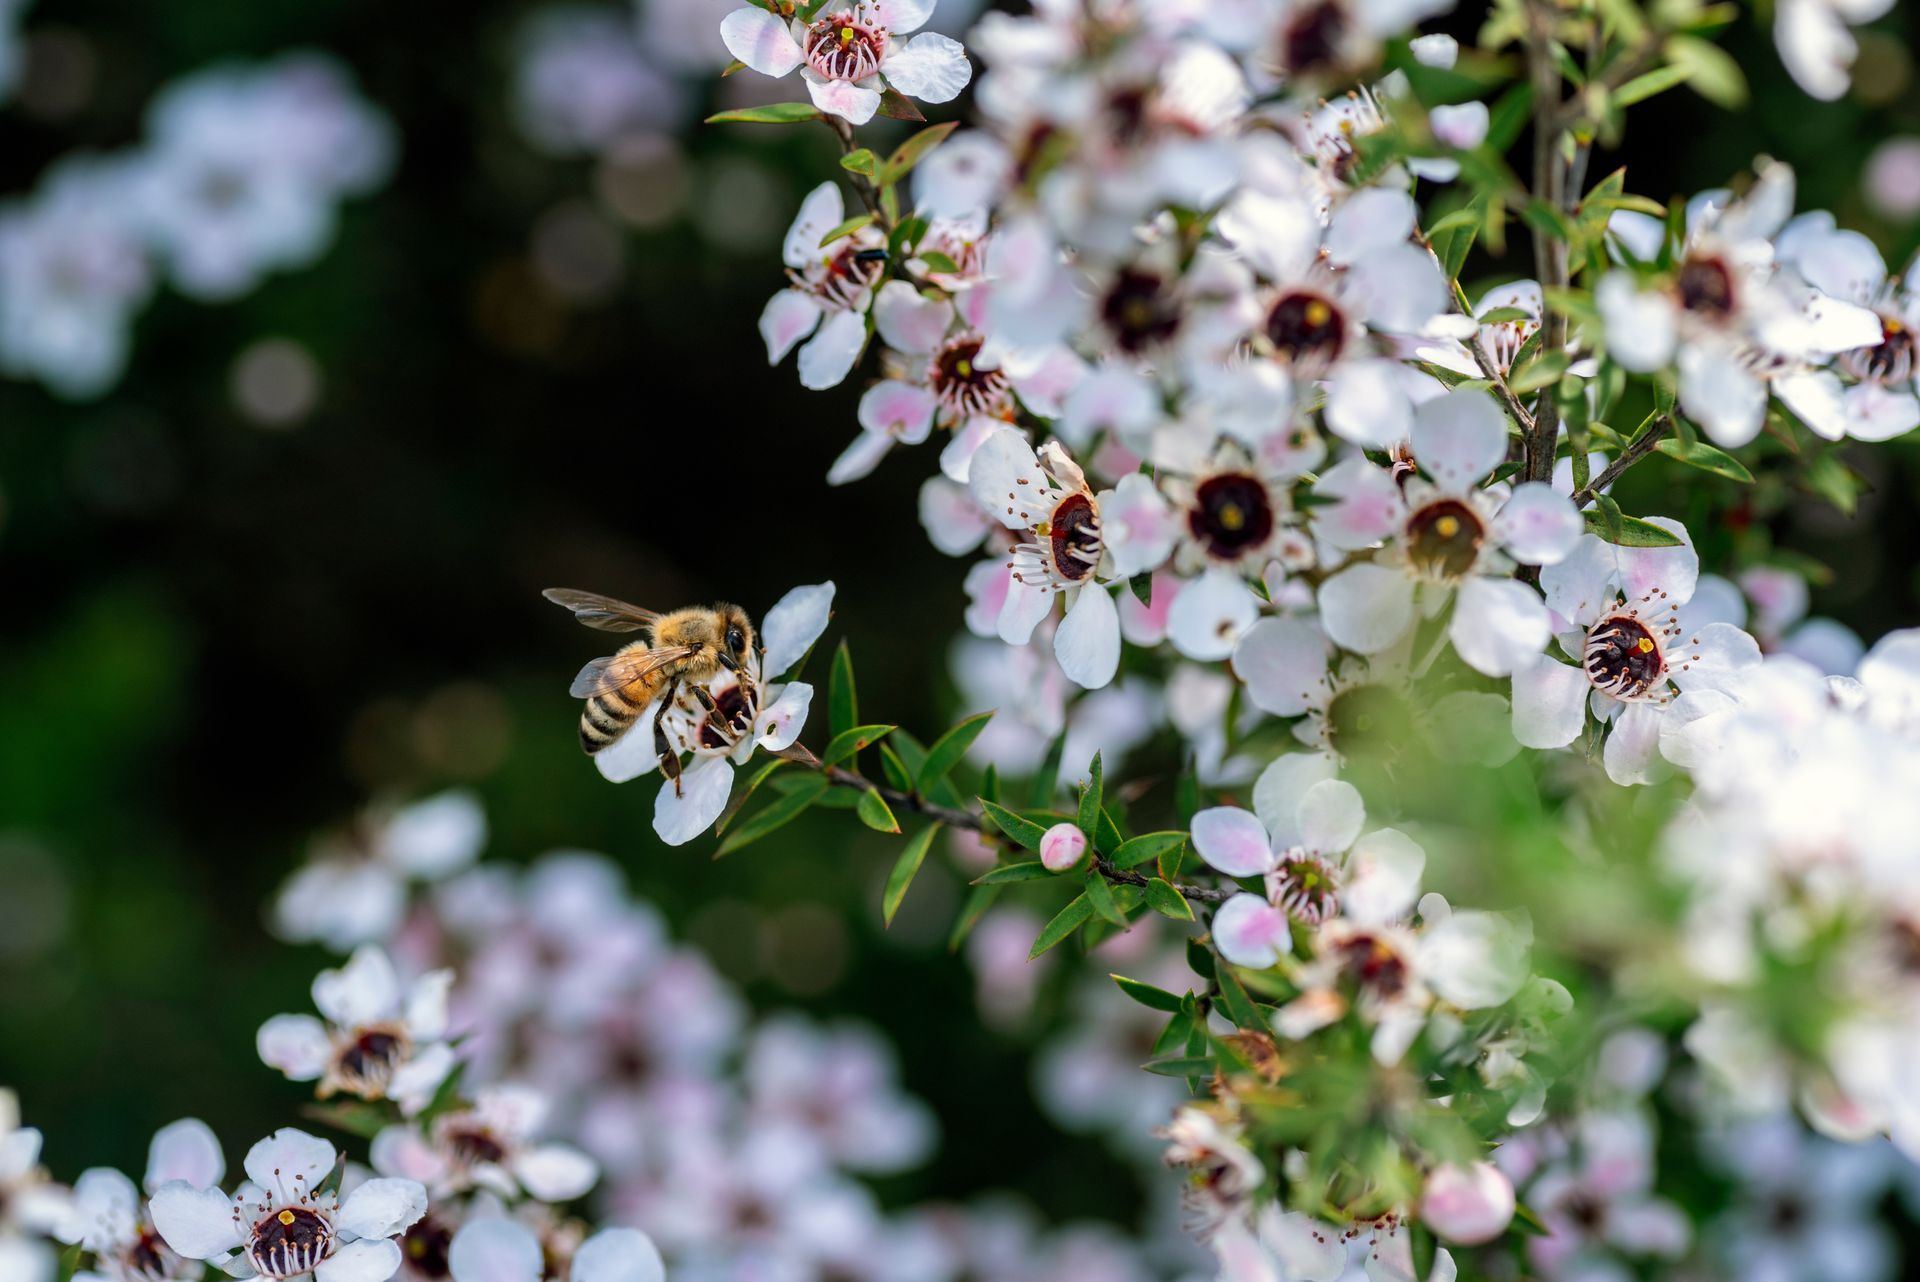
1187,472 -> 1275,560
1403,498 -> 1486,580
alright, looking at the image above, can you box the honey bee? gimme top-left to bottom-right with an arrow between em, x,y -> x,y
543,589 -> 758,789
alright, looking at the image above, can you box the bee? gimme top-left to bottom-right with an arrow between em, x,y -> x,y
542,589 -> 758,790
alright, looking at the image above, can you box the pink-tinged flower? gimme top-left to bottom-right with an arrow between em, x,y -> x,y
1421,1162 -> 1515,1245
742,1014 -> 936,1173
1157,1106 -> 1264,1236
760,183 -> 883,391
590,582 -> 835,845
1523,1111 -> 1691,1277
1774,217 -> 1920,443
1193,773 -> 1424,969
150,1128 -> 425,1282
53,1119 -> 225,1282
1512,521 -> 1762,784
371,1085 -> 598,1204
1311,389 -> 1579,677
1039,822 -> 1088,872
257,946 -> 455,1115
448,1218 -> 663,1282
720,0 -> 971,126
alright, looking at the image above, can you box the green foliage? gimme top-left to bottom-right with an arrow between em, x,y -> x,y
705,102 -> 822,125
716,776 -> 830,856
882,824 -> 940,925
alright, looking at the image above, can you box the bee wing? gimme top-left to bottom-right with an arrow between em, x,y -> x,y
543,588 -> 662,633
568,646 -> 699,699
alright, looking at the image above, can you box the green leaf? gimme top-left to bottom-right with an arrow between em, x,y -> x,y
917,250 -> 960,273
1031,730 -> 1067,806
1111,831 -> 1186,869
1665,34 -> 1748,108
1143,1055 -> 1215,1077
877,88 -> 927,122
1582,506 -> 1684,547
1484,81 -> 1535,151
917,711 -> 994,793
1029,894 -> 1094,959
715,758 -> 788,835
822,723 -> 895,766
973,860 -> 1054,884
839,148 -> 878,176
818,214 -> 874,248
1476,306 -> 1531,326
947,882 -> 1000,951
301,1100 -> 391,1140
1508,349 -> 1570,394
705,102 -> 823,125
887,214 -> 929,258
1802,452 -> 1865,516
1158,837 -> 1187,884
1128,571 -> 1153,607
857,787 -> 900,833
1411,1224 -> 1438,1279
829,640 -> 857,739
1186,937 -> 1216,980
881,121 -> 959,186
1654,438 -> 1754,483
980,763 -> 1000,804
1213,966 -> 1270,1032
1111,974 -> 1186,1012
1077,751 -> 1104,845
716,776 -> 831,856
980,798 -> 1047,852
1150,1010 -> 1195,1056
1084,869 -> 1127,927
879,743 -> 914,793
882,823 -> 941,925
1613,63 -> 1690,107
1144,877 -> 1194,922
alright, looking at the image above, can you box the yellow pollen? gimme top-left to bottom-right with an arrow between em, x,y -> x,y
1304,300 -> 1331,326
278,1211 -> 297,1226
1219,502 -> 1245,531
1889,319 -> 1905,334
1435,515 -> 1461,537
841,25 -> 855,41
1636,637 -> 1655,653
956,359 -> 973,376
1035,520 -> 1052,536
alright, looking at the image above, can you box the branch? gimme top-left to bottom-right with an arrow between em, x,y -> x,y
823,115 -> 889,229
774,743 -> 1233,904
1569,416 -> 1671,509
1523,0 -> 1572,487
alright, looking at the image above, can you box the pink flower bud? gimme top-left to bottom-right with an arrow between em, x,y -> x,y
1039,822 -> 1088,872
1421,1161 -> 1515,1245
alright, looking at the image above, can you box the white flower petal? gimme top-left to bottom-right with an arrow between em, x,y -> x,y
883,32 -> 972,103
1601,701 -> 1666,785
1253,753 -> 1338,846
652,757 -> 736,845
147,1119 -> 225,1194
1326,188 -> 1416,263
754,682 -> 815,752
448,1220 -> 543,1282
1494,483 -> 1582,565
857,379 -> 937,443
1449,577 -> 1550,677
1295,778 -> 1364,854
1422,1162 -> 1515,1245
826,430 -> 895,486
256,1015 -> 332,1081
1165,569 -> 1259,661
242,1129 -> 336,1198
335,1177 -> 427,1241
150,1182 -> 243,1260
1596,275 -> 1675,371
1422,910 -> 1530,1008
939,415 -> 1002,483
1678,343 -> 1766,448
571,1228 -> 667,1282
797,309 -> 868,390
315,1239 -> 403,1282
996,576 -> 1054,645
1324,359 -> 1414,449
312,945 -> 402,1027
1233,616 -> 1329,717
1510,656 -> 1588,749
1411,388 -> 1507,491
512,1144 -> 599,1202
918,475 -> 992,556
805,74 -> 882,126
966,429 -> 1047,530
781,182 -> 845,271
1212,894 -> 1292,969
871,279 -> 951,355
720,7 -> 805,79
1671,621 -> 1761,694
1191,806 -> 1276,877
760,582 -> 836,677
1054,587 -> 1120,690
1342,828 -> 1425,926
593,714 -> 661,783
1318,563 -> 1416,655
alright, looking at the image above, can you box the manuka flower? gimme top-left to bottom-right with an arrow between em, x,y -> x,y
150,1128 -> 426,1282
591,582 -> 834,845
760,183 -> 885,391
256,946 -> 456,1115
1774,216 -> 1920,443
720,0 -> 971,126
1512,521 -> 1761,784
54,1119 -> 225,1282
1193,769 -> 1424,969
1311,388 -> 1582,677
447,1218 -> 663,1282
370,1085 -> 598,1203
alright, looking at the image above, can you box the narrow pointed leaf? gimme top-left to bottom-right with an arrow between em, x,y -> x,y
1084,869 -> 1127,927
716,776 -> 830,857
1144,877 -> 1194,922
980,799 -> 1047,852
1111,974 -> 1185,1012
1029,894 -> 1094,959
882,823 -> 941,926
822,723 -> 895,766
857,787 -> 900,833
1077,752 -> 1103,844
705,102 -> 822,124
1111,831 -> 1186,869
917,710 -> 994,792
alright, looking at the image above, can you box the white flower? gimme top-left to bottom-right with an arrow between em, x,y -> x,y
370,1085 -> 597,1205
1774,218 -> 1920,443
54,1119 -> 224,1282
272,791 -> 487,951
592,582 -> 835,846
1513,520 -> 1762,785
448,1218 -> 663,1282
1,1090 -> 71,1282
760,183 -> 884,391
1192,774 -> 1424,969
1420,1162 -> 1515,1245
720,0 -> 971,126
1313,389 -> 1579,677
257,946 -> 456,1115
1773,0 -> 1895,101
150,1128 -> 425,1282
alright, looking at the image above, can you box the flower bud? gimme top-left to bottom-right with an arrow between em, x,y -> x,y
1039,822 -> 1088,872
1420,1160 -> 1515,1245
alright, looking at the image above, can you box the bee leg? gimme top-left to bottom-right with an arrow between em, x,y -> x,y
654,680 -> 683,796
687,684 -> 744,749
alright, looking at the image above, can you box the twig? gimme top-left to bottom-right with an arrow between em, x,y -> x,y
774,743 -> 1233,904
1523,0 -> 1572,487
1569,416 -> 1671,509
824,115 -> 889,228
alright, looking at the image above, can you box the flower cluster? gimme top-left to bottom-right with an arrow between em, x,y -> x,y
0,52 -> 392,398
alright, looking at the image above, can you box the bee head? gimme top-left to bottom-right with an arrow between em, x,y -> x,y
715,604 -> 755,671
